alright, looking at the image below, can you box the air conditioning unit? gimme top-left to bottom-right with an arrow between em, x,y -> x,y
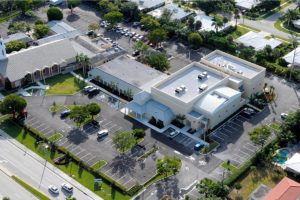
198,74 -> 206,80
202,71 -> 207,77
180,85 -> 186,90
175,88 -> 182,94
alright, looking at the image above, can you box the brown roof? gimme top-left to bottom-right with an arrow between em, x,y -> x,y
264,177 -> 300,200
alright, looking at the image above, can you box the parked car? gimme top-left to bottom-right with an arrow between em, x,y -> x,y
88,88 -> 100,97
132,22 -> 140,27
168,130 -> 180,138
61,183 -> 73,193
83,85 -> 94,94
85,30 -> 94,36
194,142 -> 205,151
281,113 -> 288,120
132,50 -> 140,57
241,107 -> 255,118
60,109 -> 70,119
97,129 -> 108,139
48,185 -> 59,194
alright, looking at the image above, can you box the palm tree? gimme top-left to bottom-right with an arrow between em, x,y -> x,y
75,53 -> 91,76
285,9 -> 297,27
234,9 -> 240,27
212,16 -> 224,33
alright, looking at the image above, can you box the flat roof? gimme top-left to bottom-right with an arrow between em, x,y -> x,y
149,3 -> 192,20
194,14 -> 230,32
94,55 -> 166,88
235,0 -> 260,10
203,50 -> 262,79
235,31 -> 282,51
48,21 -> 76,34
155,62 -> 226,103
129,0 -> 164,10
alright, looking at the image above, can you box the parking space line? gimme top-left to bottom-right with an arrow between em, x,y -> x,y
80,153 -> 92,160
102,121 -> 112,127
226,125 -> 240,132
86,156 -> 97,164
65,143 -> 74,150
211,134 -> 224,141
107,124 -> 117,131
220,128 -> 233,135
103,166 -> 114,174
245,142 -> 259,150
233,153 -> 247,161
26,117 -> 36,124
70,146 -> 81,153
74,148 -> 85,156
58,138 -> 68,146
239,149 -> 252,157
114,127 -> 122,132
116,174 -> 131,182
230,158 -> 242,165
105,138 -> 112,144
34,123 -> 46,130
28,120 -> 41,127
216,132 -> 227,138
122,177 -> 134,186
237,115 -> 248,121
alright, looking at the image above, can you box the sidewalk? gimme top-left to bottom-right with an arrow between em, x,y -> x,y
0,130 -> 103,200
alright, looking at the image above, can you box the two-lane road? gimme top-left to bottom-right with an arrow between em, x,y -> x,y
0,131 -> 102,200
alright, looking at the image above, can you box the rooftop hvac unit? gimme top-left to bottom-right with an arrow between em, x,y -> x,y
237,70 -> 243,75
199,84 -> 208,92
175,87 -> 182,94
180,85 -> 186,90
202,71 -> 207,77
198,73 -> 206,80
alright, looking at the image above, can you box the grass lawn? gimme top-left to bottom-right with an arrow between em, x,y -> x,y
49,104 -> 77,112
274,19 -> 300,37
238,24 -> 260,32
269,123 -> 281,131
229,166 -> 285,199
12,176 -> 51,200
0,117 -> 130,200
222,162 -> 238,172
45,73 -> 86,95
91,160 -> 107,171
0,11 -> 21,23
232,26 -> 250,39
48,133 -> 63,143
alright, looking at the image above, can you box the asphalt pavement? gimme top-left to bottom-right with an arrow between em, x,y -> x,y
0,130 -> 103,200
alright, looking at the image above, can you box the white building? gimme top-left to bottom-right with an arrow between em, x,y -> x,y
293,19 -> 300,29
148,3 -> 193,21
194,14 -> 231,32
235,0 -> 260,10
283,47 -> 300,67
128,0 -> 165,12
235,31 -> 282,51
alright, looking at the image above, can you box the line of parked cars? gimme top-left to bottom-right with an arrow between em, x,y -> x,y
48,182 -> 73,195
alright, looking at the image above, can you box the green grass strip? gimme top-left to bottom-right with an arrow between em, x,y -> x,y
91,160 -> 107,171
0,11 -> 21,23
12,175 -> 51,200
48,133 -> 63,143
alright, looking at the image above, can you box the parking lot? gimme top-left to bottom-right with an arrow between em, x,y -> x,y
210,108 -> 273,168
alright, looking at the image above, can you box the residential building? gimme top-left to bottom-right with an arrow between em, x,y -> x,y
201,50 -> 266,98
148,3 -> 193,21
293,19 -> 300,29
128,0 -> 165,12
194,14 -> 231,32
263,177 -> 300,200
235,0 -> 260,10
284,153 -> 300,175
283,47 -> 300,67
235,31 -> 282,51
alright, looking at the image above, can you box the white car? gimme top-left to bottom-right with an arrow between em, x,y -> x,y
281,113 -> 288,120
98,129 -> 109,138
61,183 -> 73,193
169,130 -> 180,138
48,185 -> 59,194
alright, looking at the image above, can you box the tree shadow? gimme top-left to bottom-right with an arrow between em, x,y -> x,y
66,128 -> 88,144
155,176 -> 180,199
110,154 -> 136,177
66,14 -> 80,22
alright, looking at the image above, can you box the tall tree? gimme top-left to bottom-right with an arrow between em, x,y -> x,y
67,0 -> 81,14
148,28 -> 167,47
47,7 -> 63,21
156,156 -> 181,177
248,125 -> 271,148
195,20 -> 202,31
103,11 -> 123,27
133,41 -> 149,59
197,178 -> 230,198
120,2 -> 138,20
86,102 -> 100,119
234,9 -> 240,27
0,95 -> 27,119
140,16 -> 160,31
69,106 -> 89,126
212,16 -> 224,33
147,52 -> 170,72
112,131 -> 136,153
75,53 -> 90,76
188,32 -> 203,50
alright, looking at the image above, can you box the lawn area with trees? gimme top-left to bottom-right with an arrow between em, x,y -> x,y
45,73 -> 86,95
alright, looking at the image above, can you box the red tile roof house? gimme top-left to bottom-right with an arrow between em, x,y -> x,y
264,177 -> 300,200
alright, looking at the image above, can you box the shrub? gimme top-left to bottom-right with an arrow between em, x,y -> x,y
5,40 -> 26,54
47,7 -> 63,21
34,24 -> 49,39
127,184 -> 142,196
34,19 -> 44,25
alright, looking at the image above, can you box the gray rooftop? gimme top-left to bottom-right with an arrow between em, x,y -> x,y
0,39 -> 77,82
3,33 -> 33,44
149,3 -> 193,20
95,55 -> 165,88
48,20 -> 77,34
204,51 -> 262,79
129,0 -> 164,11
156,63 -> 226,103
235,0 -> 260,10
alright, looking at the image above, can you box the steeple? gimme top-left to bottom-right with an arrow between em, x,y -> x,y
0,35 -> 7,61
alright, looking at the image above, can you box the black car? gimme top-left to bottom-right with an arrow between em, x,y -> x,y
60,109 -> 70,118
88,88 -> 100,97
132,50 -> 140,57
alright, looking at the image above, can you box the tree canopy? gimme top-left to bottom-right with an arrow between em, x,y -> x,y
69,106 -> 89,126
112,131 -> 136,153
5,40 -> 26,54
148,28 -> 167,46
248,125 -> 271,147
156,156 -> 181,177
146,52 -> 170,72
120,2 -> 138,20
86,102 -> 101,119
0,95 -> 27,118
34,24 -> 49,39
279,109 -> 300,143
188,32 -> 203,50
47,7 -> 63,21
104,11 -> 123,27
197,178 -> 230,198
140,16 -> 160,31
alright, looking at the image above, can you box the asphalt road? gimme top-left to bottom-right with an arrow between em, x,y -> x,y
0,169 -> 38,200
0,131 -> 102,200
238,2 -> 297,39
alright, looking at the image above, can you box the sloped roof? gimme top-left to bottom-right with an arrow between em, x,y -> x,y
263,177 -> 300,200
285,153 -> 300,174
1,39 -> 77,82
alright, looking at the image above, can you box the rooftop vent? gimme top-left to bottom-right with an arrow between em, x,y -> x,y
199,84 -> 208,92
198,73 -> 207,80
175,87 -> 182,94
